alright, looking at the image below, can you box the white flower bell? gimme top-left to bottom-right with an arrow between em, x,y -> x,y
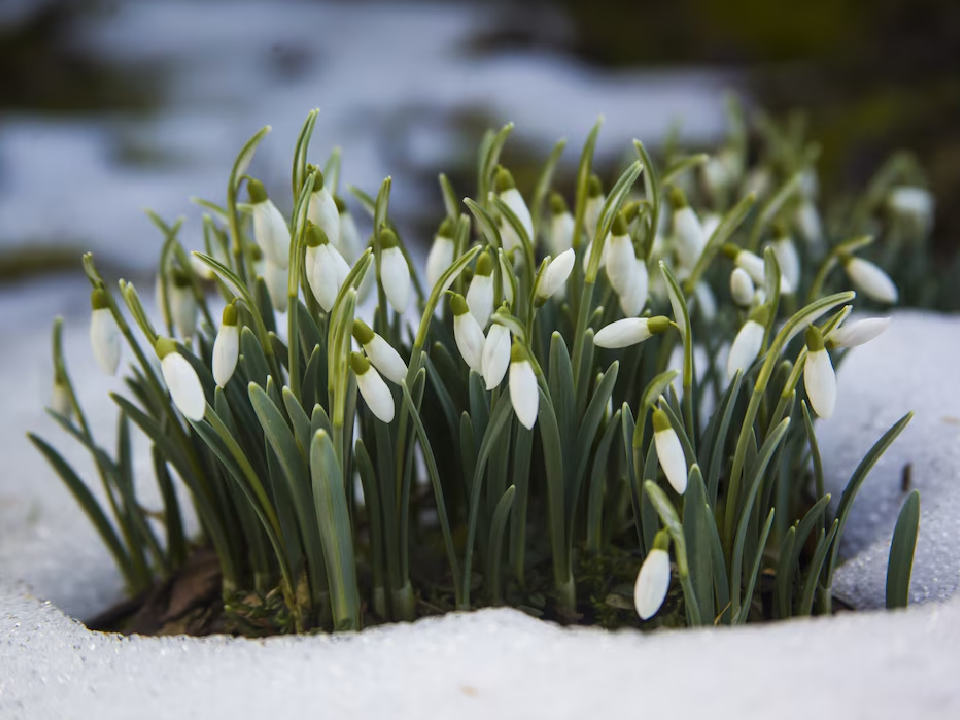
635,532 -> 671,620
466,250 -> 495,328
536,248 -> 575,302
594,316 -> 670,349
450,293 -> 485,374
508,341 -> 539,430
426,218 -> 456,291
827,317 -> 890,348
729,267 -> 755,306
549,193 -> 574,255
351,352 -> 395,423
724,244 -> 790,293
263,259 -> 288,313
51,375 -> 71,417
169,270 -> 198,337
671,187 -> 705,270
604,213 -> 636,296
157,337 -> 205,421
794,200 -> 823,247
653,407 -> 687,494
495,167 -> 533,251
335,195 -> 362,263
727,306 -> 768,380
584,174 -> 605,241
769,228 -> 800,293
90,288 -> 121,375
481,323 -> 511,390
842,256 -> 898,305
618,256 -> 650,317
306,173 -> 340,255
887,186 -> 934,236
352,319 -> 407,384
379,228 -> 411,313
803,325 -> 836,419
212,303 -> 240,387
248,178 -> 291,269
306,224 -> 349,312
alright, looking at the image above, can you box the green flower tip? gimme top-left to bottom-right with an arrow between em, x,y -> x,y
587,174 -> 603,198
475,250 -> 493,277
222,303 -> 239,327
247,178 -> 268,203
612,211 -> 629,236
669,186 -> 689,209
349,351 -> 371,375
438,217 -> 455,238
805,324 -> 825,351
621,200 -> 641,223
171,267 -> 192,287
652,529 -> 671,552
493,166 -> 516,193
748,304 -> 770,326
652,407 -> 672,433
549,192 -> 568,214
352,318 -> 375,345
379,227 -> 399,249
306,222 -> 330,247
155,336 -> 177,360
772,221 -> 790,240
449,292 -> 469,316
510,339 -> 529,364
648,316 -> 671,335
721,243 -> 740,261
249,244 -> 264,261
90,287 -> 110,310
313,169 -> 325,191
334,195 -> 346,213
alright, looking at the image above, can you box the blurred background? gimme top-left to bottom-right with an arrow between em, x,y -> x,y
0,0 -> 958,282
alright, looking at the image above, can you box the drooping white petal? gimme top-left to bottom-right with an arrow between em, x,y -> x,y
51,380 -> 71,416
844,257 -> 898,304
584,194 -> 605,240
307,187 -> 340,249
481,324 -> 511,389
338,210 -> 361,264
673,206 -> 704,269
310,244 -> 348,312
252,200 -> 291,269
634,548 -> 671,620
730,267 -> 755,306
582,235 -> 609,273
212,325 -> 239,387
604,233 -> 636,296
365,334 -> 407,384
550,211 -> 574,254
727,320 -> 765,380
161,352 -> 206,421
263,260 -> 288,313
426,234 -> 455,290
771,237 -> 800,293
618,259 -> 649,317
735,250 -> 767,286
381,246 -> 411,312
694,281 -> 717,321
356,365 -> 395,423
827,317 -> 890,348
90,307 -> 121,375
701,213 -> 721,243
499,253 -> 515,306
501,187 -> 534,246
537,248 -> 576,300
454,312 -> 485,374
888,186 -> 934,235
466,273 -> 494,328
170,284 -> 198,338
190,254 -> 215,280
804,348 -> 837,419
509,359 -> 539,430
794,200 -> 823,246
655,426 -> 688,495
499,217 -> 522,254
595,317 -> 654,349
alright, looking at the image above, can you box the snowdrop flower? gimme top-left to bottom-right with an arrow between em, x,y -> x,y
841,255 -> 898,304
499,252 -> 515,306
803,325 -> 836,419
306,172 -> 340,253
536,248 -> 575,303
482,323 -> 511,390
618,257 -> 649,316
157,337 -> 205,421
887,186 -> 934,236
745,167 -> 772,198
635,531 -> 671,620
769,228 -> 800,293
730,267 -> 755,306
694,281 -> 717,321
582,235 -> 609,273
90,288 -> 121,375
248,178 -> 291,269
723,244 -> 790,293
263,259 -> 288,313
426,218 -> 456,290
703,154 -> 733,199
727,306 -> 768,380
467,250 -> 494,328
335,196 -> 361,263
189,254 -> 215,280
379,228 -> 411,312
350,351 -> 394,423
604,213 -> 635,296
671,187 -> 704,270
701,212 -> 721,244
584,174 -> 605,241
508,341 -> 539,430
450,293 -> 485,374
495,167 -> 533,250
51,375 -> 71,417
306,224 -> 349,312
826,317 -> 890,349
352,319 -> 406,384
549,193 -> 574,254
169,270 -> 198,337
653,407 -> 687,494
794,200 -> 823,247
212,303 -> 240,387
595,316 -> 670,349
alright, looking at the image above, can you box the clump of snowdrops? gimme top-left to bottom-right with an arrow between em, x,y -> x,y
31,102 -> 925,633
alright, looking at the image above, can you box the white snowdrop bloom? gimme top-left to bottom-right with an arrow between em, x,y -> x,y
509,342 -> 539,430
582,235 -> 609,273
189,254 -> 215,280
584,174 -> 605,240
426,219 -> 456,290
727,307 -> 768,380
730,267 -> 755,306
157,338 -> 205,421
352,319 -> 407,384
842,256 -> 898,305
726,246 -> 790,293
604,214 -> 636,296
794,200 -> 823,246
450,293 -> 485,374
887,186 -> 934,235
379,229 -> 411,312
694,281 -> 717,321
549,193 -> 574,254
499,252 -> 515,306
335,196 -> 362,263
635,538 -> 671,620
263,259 -> 288,313
306,176 -> 340,253
671,187 -> 705,269
701,212 -> 721,244
169,278 -> 198,338
482,323 -> 511,390
51,376 -> 71,417
803,326 -> 836,419
306,225 -> 349,312
745,167 -> 772,198
653,407 -> 687,494
618,257 -> 649,316
248,178 -> 291,269
351,352 -> 395,423
595,316 -> 670,349
769,233 -> 800,293
466,251 -> 495,328
495,167 -> 533,249
536,248 -> 576,302
212,304 -> 240,387
90,289 -> 121,375
703,155 -> 732,198
827,317 -> 890,348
